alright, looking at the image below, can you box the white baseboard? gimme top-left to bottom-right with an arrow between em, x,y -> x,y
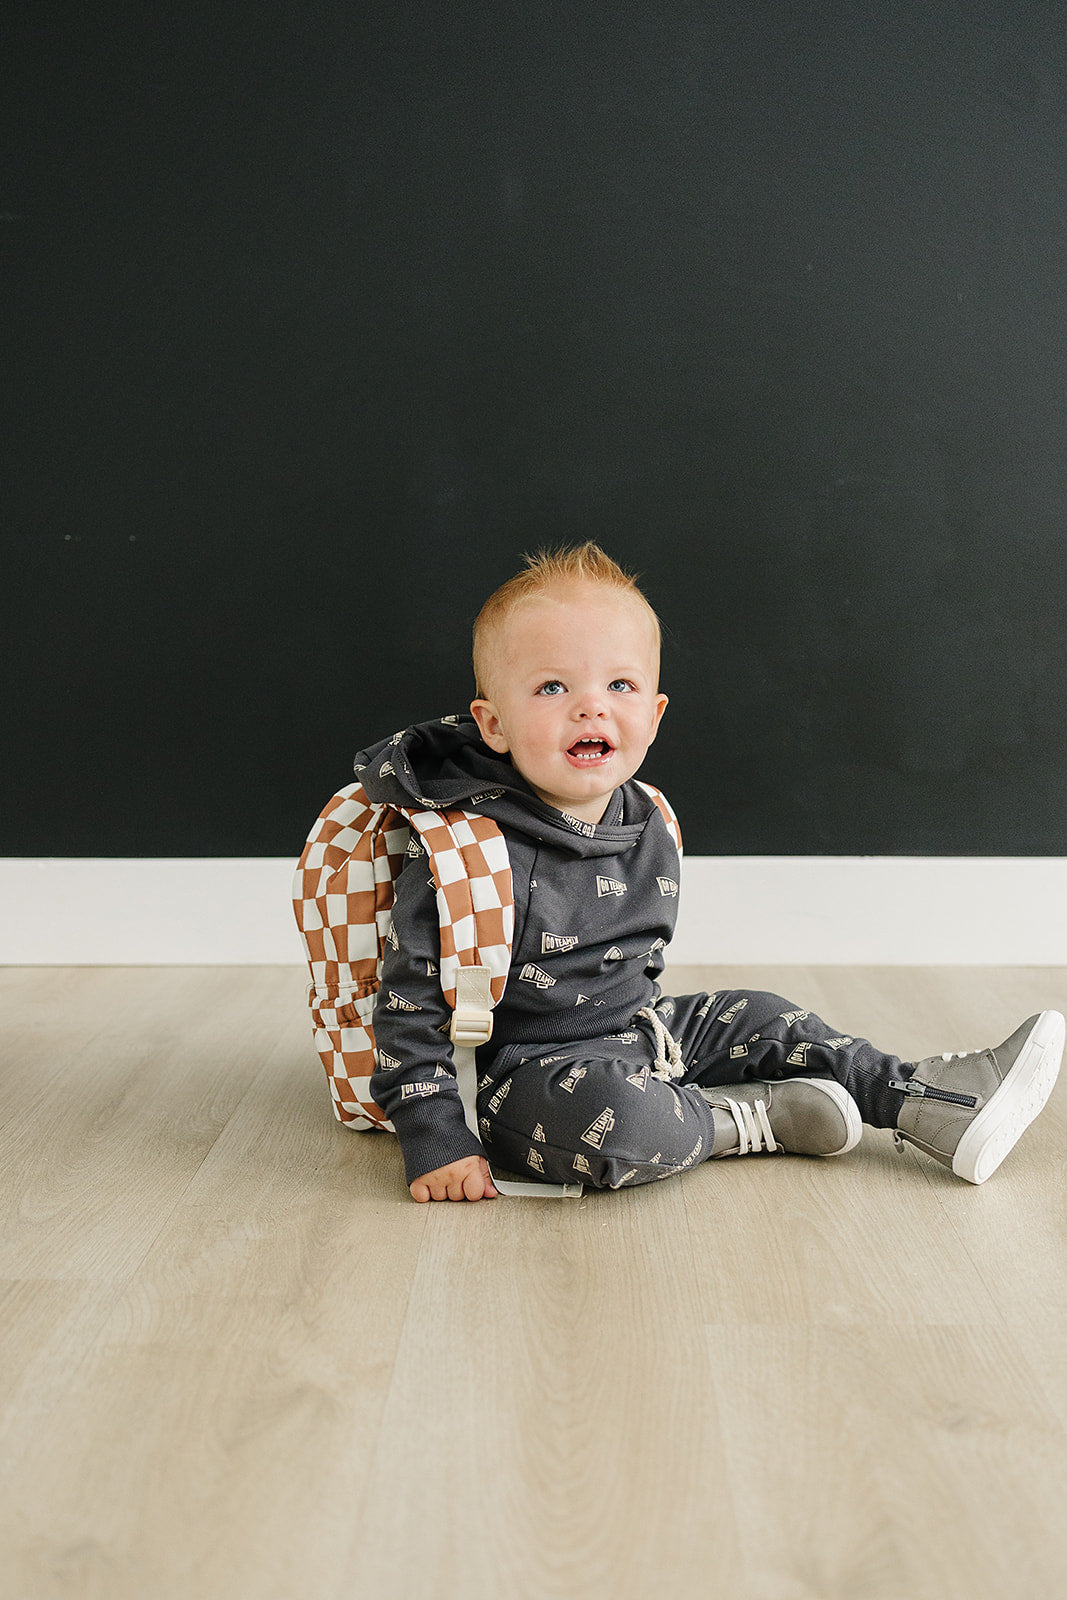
670,857 -> 1066,965
1,857 -> 1064,966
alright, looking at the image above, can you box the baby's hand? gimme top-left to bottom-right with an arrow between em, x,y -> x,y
410,1155 -> 499,1203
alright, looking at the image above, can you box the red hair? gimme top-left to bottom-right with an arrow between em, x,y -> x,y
472,542 -> 661,696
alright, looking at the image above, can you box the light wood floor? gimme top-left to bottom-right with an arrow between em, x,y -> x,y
1,965 -> 1065,1600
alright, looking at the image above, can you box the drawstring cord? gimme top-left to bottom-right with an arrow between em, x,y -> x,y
636,1006 -> 686,1081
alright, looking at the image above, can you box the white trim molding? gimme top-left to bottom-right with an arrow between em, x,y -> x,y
0,856 -> 1064,967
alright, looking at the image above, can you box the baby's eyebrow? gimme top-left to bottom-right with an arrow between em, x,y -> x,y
528,670 -> 648,683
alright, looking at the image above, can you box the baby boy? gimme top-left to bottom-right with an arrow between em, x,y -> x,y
358,544 -> 1064,1200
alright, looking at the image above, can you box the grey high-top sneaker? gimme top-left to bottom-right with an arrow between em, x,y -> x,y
890,1010 -> 1065,1184
697,1078 -> 862,1157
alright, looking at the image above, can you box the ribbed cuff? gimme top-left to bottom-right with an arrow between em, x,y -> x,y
393,1099 -> 486,1187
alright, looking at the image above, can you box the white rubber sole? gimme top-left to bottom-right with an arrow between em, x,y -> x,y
792,1077 -> 864,1156
952,1010 -> 1065,1184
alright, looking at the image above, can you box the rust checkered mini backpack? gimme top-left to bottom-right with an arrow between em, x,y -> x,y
292,779 -> 514,1133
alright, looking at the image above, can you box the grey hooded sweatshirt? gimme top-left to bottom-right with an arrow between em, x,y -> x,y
357,715 -> 681,1184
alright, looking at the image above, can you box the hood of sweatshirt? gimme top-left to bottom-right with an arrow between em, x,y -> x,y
354,713 -> 660,860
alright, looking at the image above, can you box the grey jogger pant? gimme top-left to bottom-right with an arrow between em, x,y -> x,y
477,989 -> 908,1190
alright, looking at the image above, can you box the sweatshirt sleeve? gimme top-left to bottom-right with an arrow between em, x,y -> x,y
370,841 -> 486,1185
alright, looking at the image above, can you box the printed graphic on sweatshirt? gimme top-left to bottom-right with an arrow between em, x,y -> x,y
387,923 -> 399,950
519,963 -> 556,989
606,1031 -> 640,1044
406,837 -> 424,858
440,714 -> 459,724
730,1044 -> 748,1060
581,1107 -> 616,1149
542,932 -> 579,954
656,998 -> 675,1020
532,1123 -> 546,1142
559,811 -> 597,835
573,1153 -> 593,1176
596,875 -> 627,897
825,1036 -> 854,1049
626,1067 -> 651,1091
376,1051 -> 402,1072
400,1081 -> 440,1100
385,991 -> 421,1012
610,1169 -> 638,1188
780,1009 -> 809,1026
604,946 -> 625,961
379,760 -> 395,776
433,1063 -> 451,1077
718,999 -> 749,1024
527,1147 -> 546,1174
488,1079 -> 512,1114
787,1042 -> 811,1066
696,995 -> 720,1021
426,959 -> 438,975
559,1065 -> 587,1094
468,789 -> 506,805
657,877 -> 679,897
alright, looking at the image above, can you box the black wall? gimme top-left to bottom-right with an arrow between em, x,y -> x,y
4,1 -> 1066,856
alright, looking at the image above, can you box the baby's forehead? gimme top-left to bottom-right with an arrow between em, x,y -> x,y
482,585 -> 660,690
502,582 -> 652,639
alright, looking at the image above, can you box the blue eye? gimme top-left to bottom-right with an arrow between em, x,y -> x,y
609,679 -> 635,693
537,681 -> 565,696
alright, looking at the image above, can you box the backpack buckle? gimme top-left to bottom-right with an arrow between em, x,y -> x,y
451,1008 -> 494,1047
450,964 -> 494,1047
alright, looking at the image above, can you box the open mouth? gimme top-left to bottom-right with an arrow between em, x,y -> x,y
566,737 -> 614,764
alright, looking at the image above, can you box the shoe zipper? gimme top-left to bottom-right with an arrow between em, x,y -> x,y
888,1077 -> 978,1108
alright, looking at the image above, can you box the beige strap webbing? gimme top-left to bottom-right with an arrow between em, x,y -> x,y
450,965 -> 582,1200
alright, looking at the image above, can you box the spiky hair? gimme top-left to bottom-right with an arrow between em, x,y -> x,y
472,542 -> 661,697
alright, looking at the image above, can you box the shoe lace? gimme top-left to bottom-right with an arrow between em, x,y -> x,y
636,1006 -> 686,1081
719,1094 -> 778,1154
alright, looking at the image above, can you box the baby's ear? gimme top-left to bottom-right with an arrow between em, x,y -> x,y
470,698 -> 510,753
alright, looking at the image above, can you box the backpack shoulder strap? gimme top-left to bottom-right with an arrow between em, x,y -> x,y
636,781 -> 683,857
293,779 -> 409,993
403,806 -> 514,1015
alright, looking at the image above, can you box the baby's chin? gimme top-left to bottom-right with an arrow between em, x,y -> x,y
537,774 -> 632,823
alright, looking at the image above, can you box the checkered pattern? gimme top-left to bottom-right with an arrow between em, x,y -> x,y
405,809 -> 514,1009
292,781 -> 515,1133
637,781 -> 684,859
